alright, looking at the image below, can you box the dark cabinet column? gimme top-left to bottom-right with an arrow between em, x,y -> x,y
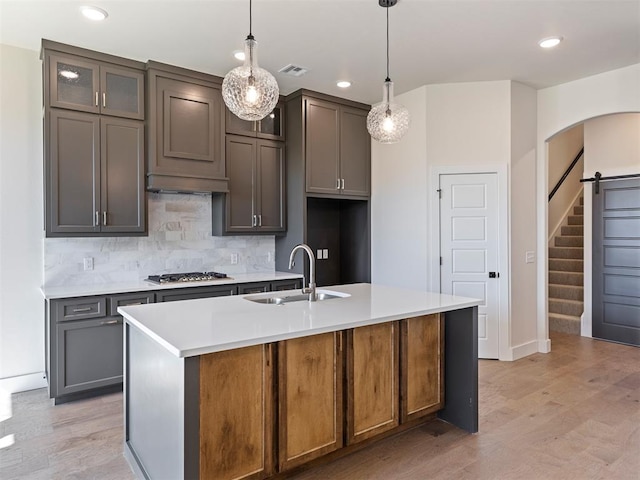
48,110 -> 100,234
100,118 -> 145,233
305,98 -> 340,195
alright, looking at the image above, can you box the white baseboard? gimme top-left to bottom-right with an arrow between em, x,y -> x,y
538,338 -> 552,353
581,312 -> 592,337
510,340 -> 540,360
0,372 -> 48,394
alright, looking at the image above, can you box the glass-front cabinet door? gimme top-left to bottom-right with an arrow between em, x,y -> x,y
225,102 -> 284,141
48,53 -> 144,120
101,66 -> 144,120
49,54 -> 100,114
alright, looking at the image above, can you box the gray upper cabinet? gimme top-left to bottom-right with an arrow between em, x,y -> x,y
213,135 -> 285,234
304,97 -> 370,198
146,63 -> 227,193
225,102 -> 285,141
43,41 -> 146,238
47,110 -> 145,236
339,107 -> 370,197
47,52 -> 144,120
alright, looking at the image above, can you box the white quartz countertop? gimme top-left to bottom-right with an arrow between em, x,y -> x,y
118,283 -> 480,358
40,272 -> 303,299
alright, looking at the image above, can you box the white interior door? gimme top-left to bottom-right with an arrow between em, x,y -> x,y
440,173 -> 500,359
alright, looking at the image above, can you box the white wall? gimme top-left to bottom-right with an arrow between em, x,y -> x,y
509,82 -> 538,354
548,124 -> 584,239
537,63 -> 640,342
371,86 -> 428,291
0,44 -> 46,391
583,113 -> 640,176
373,79 -> 542,360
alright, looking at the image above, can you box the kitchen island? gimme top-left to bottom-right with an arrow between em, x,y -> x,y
119,283 -> 479,480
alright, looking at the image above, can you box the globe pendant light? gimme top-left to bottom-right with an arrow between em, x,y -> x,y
222,0 -> 279,121
367,0 -> 410,144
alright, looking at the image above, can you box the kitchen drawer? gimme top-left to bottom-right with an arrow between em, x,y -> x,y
271,279 -> 303,291
53,297 -> 107,322
237,282 -> 270,295
156,285 -> 237,302
109,292 -> 155,314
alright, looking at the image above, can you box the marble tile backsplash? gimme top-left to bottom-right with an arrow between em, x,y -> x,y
44,193 -> 275,286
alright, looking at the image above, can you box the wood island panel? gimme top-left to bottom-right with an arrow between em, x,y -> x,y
200,344 -> 274,480
346,322 -> 399,444
278,331 -> 343,471
401,314 -> 444,422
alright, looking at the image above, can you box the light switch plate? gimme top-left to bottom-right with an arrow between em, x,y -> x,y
525,251 -> 535,264
317,249 -> 323,259
323,249 -> 329,259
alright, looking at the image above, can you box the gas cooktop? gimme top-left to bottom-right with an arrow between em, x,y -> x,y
146,272 -> 229,284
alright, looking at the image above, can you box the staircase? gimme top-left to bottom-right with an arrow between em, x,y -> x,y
548,197 -> 584,335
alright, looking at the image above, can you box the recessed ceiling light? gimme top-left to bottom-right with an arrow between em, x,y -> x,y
539,36 -> 562,49
233,51 -> 245,61
337,81 -> 351,88
81,6 -> 108,21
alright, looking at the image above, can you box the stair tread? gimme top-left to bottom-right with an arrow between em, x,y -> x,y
548,283 -> 584,289
549,312 -> 581,320
549,298 -> 584,305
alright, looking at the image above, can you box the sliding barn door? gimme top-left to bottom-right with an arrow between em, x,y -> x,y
592,178 -> 640,346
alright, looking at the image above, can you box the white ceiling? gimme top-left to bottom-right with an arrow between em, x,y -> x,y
1,0 -> 638,105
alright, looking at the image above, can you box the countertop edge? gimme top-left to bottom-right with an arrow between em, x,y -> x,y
40,272 -> 304,299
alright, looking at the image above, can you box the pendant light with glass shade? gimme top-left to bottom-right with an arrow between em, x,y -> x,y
367,0 -> 410,144
222,0 -> 279,121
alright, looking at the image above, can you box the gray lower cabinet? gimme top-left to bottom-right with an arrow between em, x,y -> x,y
46,109 -> 145,236
47,292 -> 154,404
212,135 -> 285,235
55,316 -> 123,397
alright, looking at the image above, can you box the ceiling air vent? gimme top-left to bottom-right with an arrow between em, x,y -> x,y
278,64 -> 309,77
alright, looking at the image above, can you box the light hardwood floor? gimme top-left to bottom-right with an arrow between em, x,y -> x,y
1,332 -> 638,479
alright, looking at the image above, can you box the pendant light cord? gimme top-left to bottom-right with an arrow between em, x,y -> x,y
385,4 -> 391,82
247,0 -> 254,40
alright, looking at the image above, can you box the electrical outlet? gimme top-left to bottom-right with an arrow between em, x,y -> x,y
231,253 -> 239,265
323,249 -> 329,259
83,257 -> 94,271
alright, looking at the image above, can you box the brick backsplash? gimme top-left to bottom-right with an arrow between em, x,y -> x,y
44,193 -> 275,286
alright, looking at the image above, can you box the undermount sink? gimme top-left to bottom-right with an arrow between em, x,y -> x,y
245,290 -> 350,305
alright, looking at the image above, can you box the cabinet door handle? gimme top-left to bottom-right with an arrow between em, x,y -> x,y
101,319 -> 120,325
258,214 -> 262,227
266,343 -> 271,367
95,211 -> 100,226
336,179 -> 340,190
95,91 -> 99,107
341,178 -> 345,190
102,92 -> 106,108
102,211 -> 108,226
252,214 -> 257,227
73,307 -> 93,313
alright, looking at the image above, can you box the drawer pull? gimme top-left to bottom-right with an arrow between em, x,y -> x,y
72,307 -> 93,313
101,320 -> 120,325
124,302 -> 144,306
